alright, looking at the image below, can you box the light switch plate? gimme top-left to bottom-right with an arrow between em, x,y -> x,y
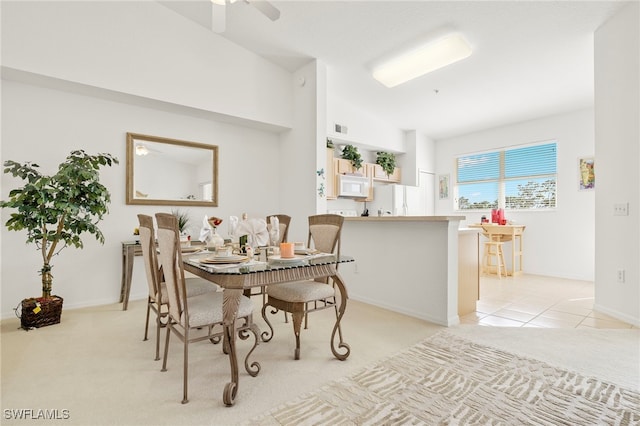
614,203 -> 629,216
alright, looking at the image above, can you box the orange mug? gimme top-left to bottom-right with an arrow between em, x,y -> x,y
280,242 -> 295,258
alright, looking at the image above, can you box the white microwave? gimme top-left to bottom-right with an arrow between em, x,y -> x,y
337,174 -> 369,198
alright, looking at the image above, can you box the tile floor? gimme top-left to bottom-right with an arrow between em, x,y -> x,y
460,274 -> 636,329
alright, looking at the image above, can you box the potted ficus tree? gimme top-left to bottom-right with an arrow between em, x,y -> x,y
0,150 -> 118,329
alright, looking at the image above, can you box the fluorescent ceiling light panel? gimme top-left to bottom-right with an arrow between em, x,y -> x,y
373,34 -> 472,88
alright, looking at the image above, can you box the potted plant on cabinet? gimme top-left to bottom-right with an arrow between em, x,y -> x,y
0,150 -> 118,329
376,151 -> 396,177
341,144 -> 363,172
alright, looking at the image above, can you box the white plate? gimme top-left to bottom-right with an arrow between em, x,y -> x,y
294,248 -> 319,255
199,255 -> 248,264
181,246 -> 203,254
268,255 -> 307,263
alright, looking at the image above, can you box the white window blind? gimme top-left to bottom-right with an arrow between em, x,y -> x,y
456,141 -> 557,210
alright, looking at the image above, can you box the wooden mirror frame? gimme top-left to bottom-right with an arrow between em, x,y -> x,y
126,133 -> 218,207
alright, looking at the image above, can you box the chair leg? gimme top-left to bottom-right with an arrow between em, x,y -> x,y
182,328 -> 189,404
161,323 -> 171,372
291,311 -> 304,360
498,246 -> 507,277
143,299 -> 151,342
154,311 -> 161,361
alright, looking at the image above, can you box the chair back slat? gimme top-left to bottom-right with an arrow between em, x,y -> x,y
308,214 -> 343,258
156,213 -> 187,323
266,214 -> 291,243
137,214 -> 160,300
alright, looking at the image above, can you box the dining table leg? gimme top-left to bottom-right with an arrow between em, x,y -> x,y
222,288 -> 242,406
121,244 -> 135,310
330,273 -> 351,361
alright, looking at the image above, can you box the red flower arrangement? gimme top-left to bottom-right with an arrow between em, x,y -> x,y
208,216 -> 223,229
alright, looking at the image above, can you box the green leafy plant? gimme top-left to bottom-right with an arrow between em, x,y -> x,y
0,150 -> 118,298
171,209 -> 191,234
376,151 -> 396,177
341,144 -> 363,171
326,138 -> 335,149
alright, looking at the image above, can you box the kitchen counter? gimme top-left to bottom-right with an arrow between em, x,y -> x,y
344,216 -> 465,222
338,216 -> 472,326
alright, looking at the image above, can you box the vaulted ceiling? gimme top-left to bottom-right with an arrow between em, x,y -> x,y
160,1 -> 627,140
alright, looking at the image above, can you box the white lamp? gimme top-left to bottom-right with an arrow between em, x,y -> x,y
372,33 -> 472,88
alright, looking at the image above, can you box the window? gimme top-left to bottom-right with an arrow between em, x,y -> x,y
455,141 -> 557,210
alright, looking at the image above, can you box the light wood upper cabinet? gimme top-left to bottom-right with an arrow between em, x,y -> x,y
326,148 -> 336,200
372,163 -> 401,183
360,164 -> 374,202
335,158 -> 366,175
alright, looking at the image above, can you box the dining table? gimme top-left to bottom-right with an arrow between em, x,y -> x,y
182,250 -> 354,406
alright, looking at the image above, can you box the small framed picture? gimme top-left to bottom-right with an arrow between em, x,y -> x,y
439,174 -> 450,199
578,157 -> 595,191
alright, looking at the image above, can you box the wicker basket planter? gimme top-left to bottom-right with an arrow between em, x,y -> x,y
20,296 -> 63,330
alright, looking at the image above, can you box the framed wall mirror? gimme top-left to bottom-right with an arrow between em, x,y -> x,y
126,133 -> 218,206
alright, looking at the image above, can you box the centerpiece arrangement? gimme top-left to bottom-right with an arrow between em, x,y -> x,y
203,215 -> 224,249
0,150 -> 118,329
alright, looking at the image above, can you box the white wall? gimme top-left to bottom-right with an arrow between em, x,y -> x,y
278,61 -> 327,241
594,1 -> 640,325
326,92 -> 404,152
434,109 -> 595,281
1,1 -> 293,129
0,0 -> 299,318
0,80 -> 282,317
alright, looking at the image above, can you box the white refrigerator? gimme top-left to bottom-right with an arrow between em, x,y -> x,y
374,184 -> 425,216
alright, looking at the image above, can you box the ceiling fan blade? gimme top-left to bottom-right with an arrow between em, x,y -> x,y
211,1 -> 226,33
248,0 -> 280,21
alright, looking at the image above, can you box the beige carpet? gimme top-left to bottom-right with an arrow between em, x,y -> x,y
1,298 -> 638,425
246,331 -> 640,425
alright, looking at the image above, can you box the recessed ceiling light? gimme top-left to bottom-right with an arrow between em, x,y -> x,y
135,145 -> 149,156
372,34 -> 472,88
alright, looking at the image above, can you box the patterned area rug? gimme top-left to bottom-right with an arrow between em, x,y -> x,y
246,332 -> 640,425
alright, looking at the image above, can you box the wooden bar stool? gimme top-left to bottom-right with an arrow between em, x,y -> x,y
483,241 -> 507,278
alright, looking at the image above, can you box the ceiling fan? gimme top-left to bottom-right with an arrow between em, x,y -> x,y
210,0 -> 280,33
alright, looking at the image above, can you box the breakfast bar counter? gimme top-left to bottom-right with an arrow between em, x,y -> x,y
343,216 -> 465,223
337,215 -> 471,326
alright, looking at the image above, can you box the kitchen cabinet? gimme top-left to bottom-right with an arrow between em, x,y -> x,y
326,148 -> 336,199
335,158 -> 366,176
458,230 -> 480,316
371,164 -> 401,183
359,164 -> 374,202
331,158 -> 372,201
